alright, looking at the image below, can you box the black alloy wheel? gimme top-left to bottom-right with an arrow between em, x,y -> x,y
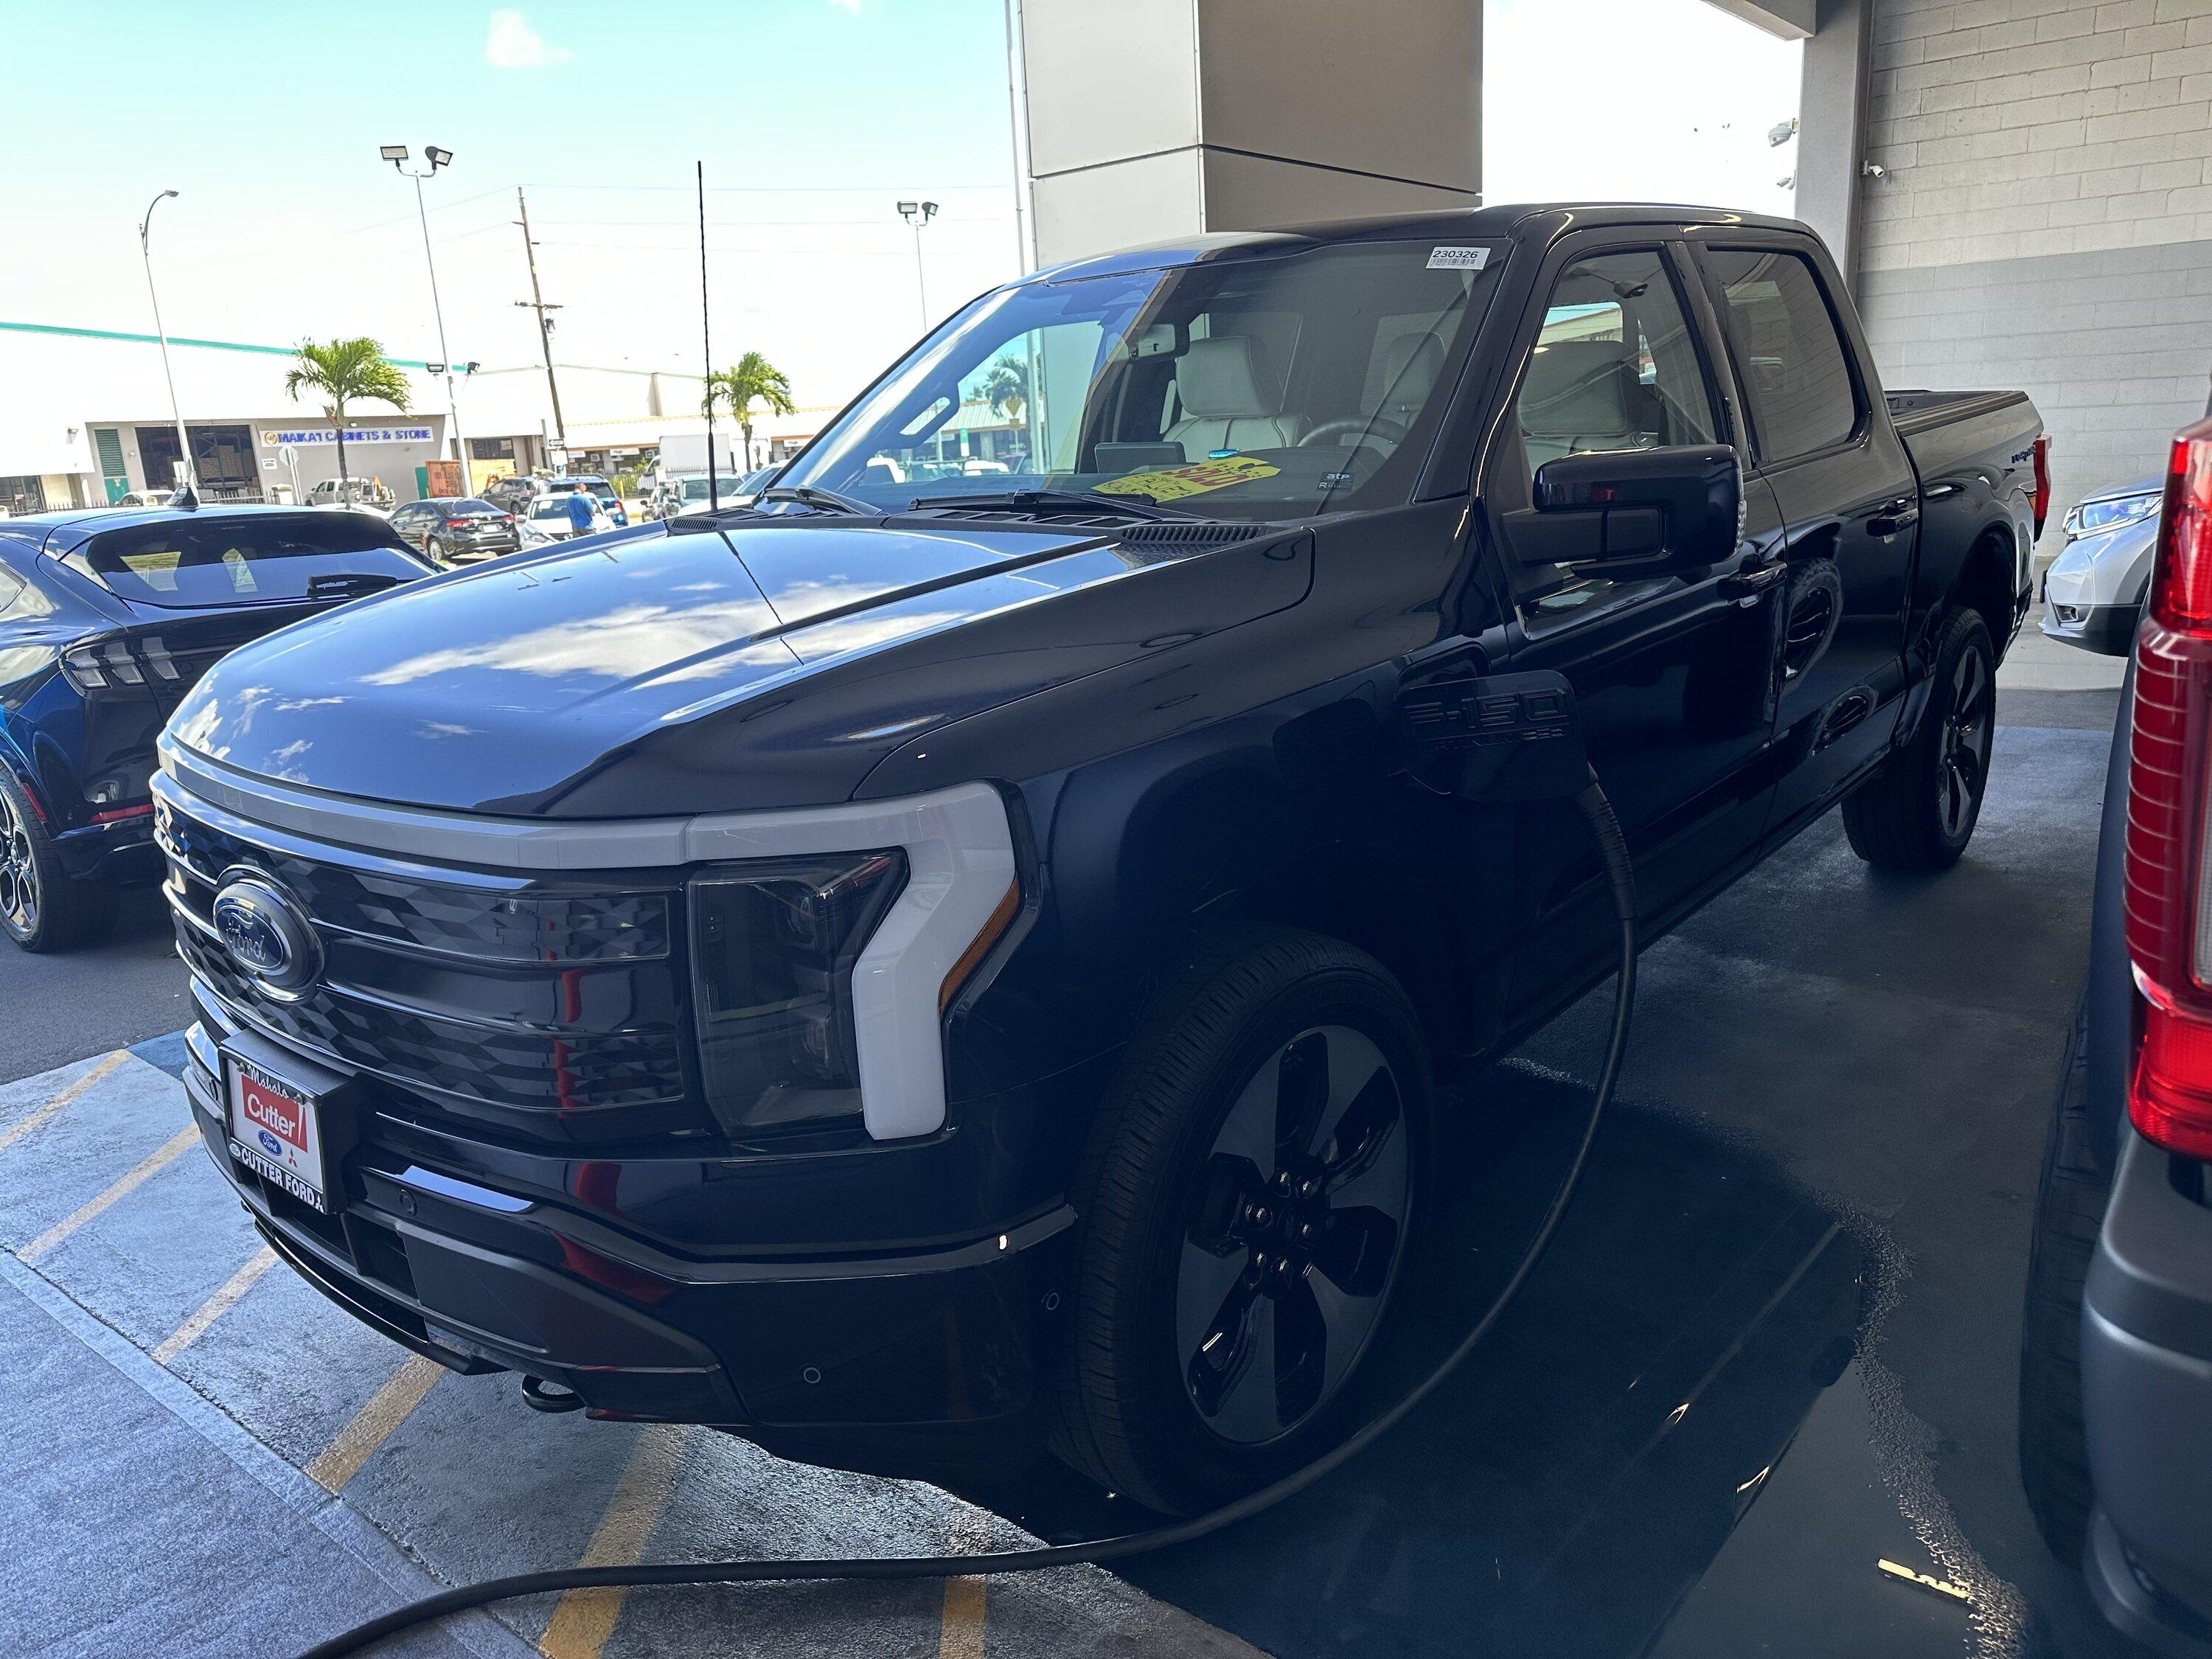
1843,608 -> 1997,872
1937,641 -> 1993,844
1055,927 -> 1426,1514
1177,1023 -> 1411,1443
0,782 -> 39,943
0,773 -> 114,953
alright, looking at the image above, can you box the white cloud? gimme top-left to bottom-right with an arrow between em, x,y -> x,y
827,0 -> 862,13
484,9 -> 573,69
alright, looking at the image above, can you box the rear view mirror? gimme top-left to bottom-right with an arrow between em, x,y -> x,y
1530,445 -> 1742,573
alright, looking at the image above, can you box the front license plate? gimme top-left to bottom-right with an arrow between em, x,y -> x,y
225,1053 -> 330,1212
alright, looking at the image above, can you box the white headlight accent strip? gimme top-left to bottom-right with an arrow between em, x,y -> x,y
156,741 -> 1017,1141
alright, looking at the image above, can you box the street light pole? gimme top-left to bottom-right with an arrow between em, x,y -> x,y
138,189 -> 195,500
382,145 -> 467,484
897,199 -> 939,333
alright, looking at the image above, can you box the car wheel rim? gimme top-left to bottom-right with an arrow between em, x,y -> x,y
1175,1023 -> 1411,1446
1938,641 -> 1992,841
0,790 -> 38,937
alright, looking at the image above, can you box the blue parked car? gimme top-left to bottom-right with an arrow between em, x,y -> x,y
0,504 -> 428,952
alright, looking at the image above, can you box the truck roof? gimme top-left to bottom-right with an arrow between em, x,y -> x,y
1024,201 -> 1815,287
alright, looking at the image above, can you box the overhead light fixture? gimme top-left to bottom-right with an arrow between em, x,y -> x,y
426,146 -> 454,170
896,199 -> 918,217
379,145 -> 409,163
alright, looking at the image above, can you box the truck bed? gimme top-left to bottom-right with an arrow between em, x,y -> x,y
1888,388 -> 2039,493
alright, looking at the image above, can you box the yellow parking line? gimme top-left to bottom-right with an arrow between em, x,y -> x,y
940,1575 -> 987,1659
152,1244 -> 279,1366
0,1051 -> 129,1155
18,1123 -> 200,1264
305,1352 -> 445,1492
538,1426 -> 690,1659
939,1508 -> 992,1659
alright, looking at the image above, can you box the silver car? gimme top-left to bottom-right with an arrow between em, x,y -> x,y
2042,473 -> 2163,655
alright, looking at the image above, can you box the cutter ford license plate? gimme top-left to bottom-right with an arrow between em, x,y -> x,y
225,1052 -> 330,1212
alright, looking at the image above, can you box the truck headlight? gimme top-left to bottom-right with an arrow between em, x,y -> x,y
689,852 -> 908,1135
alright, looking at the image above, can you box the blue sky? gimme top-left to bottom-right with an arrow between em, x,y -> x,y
3,1 -> 1798,414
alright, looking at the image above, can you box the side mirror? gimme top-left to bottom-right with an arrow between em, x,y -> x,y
1528,445 -> 1742,574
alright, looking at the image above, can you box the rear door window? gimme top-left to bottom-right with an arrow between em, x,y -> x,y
1703,248 -> 1860,463
72,514 -> 421,610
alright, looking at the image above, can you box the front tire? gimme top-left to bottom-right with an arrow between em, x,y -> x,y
0,773 -> 115,953
1054,927 -> 1425,1514
1843,608 -> 1995,872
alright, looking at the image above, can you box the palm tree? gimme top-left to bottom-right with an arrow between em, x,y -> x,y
981,355 -> 1028,423
705,351 -> 796,471
283,338 -> 411,498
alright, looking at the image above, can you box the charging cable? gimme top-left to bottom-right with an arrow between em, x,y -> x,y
301,772 -> 1638,1659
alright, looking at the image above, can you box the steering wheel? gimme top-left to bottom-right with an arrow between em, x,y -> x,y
1298,415 -> 1409,448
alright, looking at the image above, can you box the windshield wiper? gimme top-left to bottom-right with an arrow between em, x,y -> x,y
753,484 -> 874,515
902,487 -> 1194,522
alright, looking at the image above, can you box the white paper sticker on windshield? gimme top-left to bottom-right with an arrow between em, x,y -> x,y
1426,245 -> 1491,271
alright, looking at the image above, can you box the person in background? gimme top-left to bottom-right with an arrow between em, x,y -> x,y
564,490 -> 597,537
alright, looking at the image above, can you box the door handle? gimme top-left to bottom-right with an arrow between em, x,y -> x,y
1868,496 -> 1919,536
1718,563 -> 1787,605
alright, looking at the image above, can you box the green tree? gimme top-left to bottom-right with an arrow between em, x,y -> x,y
981,355 -> 1028,423
705,351 -> 796,471
283,338 -> 411,499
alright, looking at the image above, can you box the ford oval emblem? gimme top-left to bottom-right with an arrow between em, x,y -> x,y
211,874 -> 321,1001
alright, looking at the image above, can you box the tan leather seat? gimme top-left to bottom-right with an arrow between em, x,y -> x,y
1166,337 -> 1307,460
1519,340 -> 1660,469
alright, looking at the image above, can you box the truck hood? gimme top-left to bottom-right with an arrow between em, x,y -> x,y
164,517 -> 1312,817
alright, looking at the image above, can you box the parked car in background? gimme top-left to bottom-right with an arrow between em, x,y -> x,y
158,206 -> 2044,1511
387,497 -> 520,566
2042,472 -> 2162,655
0,504 -> 429,951
516,493 -> 604,546
539,475 -> 628,528
481,475 -> 540,515
2018,417 -> 2212,1652
306,478 -> 395,515
668,467 -> 776,518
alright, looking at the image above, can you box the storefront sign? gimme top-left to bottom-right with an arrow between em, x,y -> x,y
257,426 -> 434,448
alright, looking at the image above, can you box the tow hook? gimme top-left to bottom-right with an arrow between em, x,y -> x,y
520,1374 -> 585,1414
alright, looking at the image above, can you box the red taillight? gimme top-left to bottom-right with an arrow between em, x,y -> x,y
443,517 -> 472,529
2126,419 -> 2212,1155
2031,434 -> 2053,539
88,803 -> 154,825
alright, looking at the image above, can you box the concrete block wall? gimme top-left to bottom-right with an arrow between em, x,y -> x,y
1857,0 -> 2212,540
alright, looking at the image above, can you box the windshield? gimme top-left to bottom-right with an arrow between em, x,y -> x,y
529,499 -> 572,521
780,239 -> 1502,520
74,514 -> 420,610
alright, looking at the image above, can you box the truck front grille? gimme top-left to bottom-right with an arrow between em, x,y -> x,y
159,795 -> 701,1145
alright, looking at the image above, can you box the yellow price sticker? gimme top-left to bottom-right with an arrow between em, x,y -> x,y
1093,455 -> 1282,502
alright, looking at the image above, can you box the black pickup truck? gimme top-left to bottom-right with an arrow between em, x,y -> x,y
154,204 -> 2044,1512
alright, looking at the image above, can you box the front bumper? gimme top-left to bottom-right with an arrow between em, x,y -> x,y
2082,1125 -> 2212,1653
2042,599 -> 2140,657
180,992 -> 1077,1475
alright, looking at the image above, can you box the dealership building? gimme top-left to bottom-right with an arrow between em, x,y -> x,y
1014,0 -> 2212,542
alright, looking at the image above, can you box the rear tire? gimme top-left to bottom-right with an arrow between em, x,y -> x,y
1053,926 -> 1427,1514
1843,608 -> 1995,872
0,773 -> 116,954
2020,992 -> 2109,1565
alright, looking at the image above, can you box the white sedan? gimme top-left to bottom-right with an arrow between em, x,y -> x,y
518,495 -> 610,546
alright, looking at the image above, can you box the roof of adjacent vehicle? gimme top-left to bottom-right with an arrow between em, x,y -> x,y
0,501 -> 347,557
1022,202 -> 1815,286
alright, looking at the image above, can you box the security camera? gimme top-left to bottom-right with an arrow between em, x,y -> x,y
1863,160 -> 1888,179
1768,119 -> 1798,147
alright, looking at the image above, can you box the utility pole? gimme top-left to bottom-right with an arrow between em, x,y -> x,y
512,187 -> 567,456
